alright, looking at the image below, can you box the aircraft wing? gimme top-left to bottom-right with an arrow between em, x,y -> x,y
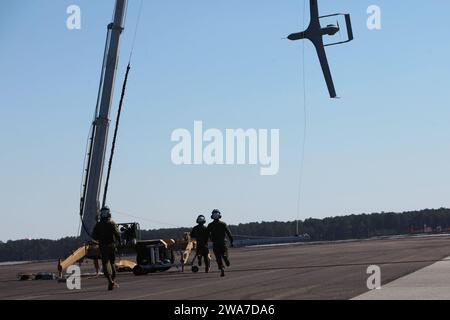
309,0 -> 319,22
312,38 -> 337,98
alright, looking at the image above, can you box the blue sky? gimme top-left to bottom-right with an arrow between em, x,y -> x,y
1,0 -> 449,241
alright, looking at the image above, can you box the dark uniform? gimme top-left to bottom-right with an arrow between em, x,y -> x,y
190,224 -> 210,272
207,220 -> 233,272
92,219 -> 121,289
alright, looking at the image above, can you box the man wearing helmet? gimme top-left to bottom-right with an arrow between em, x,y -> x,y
207,209 -> 234,277
92,206 -> 121,291
190,215 -> 211,273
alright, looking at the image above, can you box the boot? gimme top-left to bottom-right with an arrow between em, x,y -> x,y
108,281 -> 119,291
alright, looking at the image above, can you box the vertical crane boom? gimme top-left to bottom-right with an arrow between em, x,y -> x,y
80,0 -> 128,242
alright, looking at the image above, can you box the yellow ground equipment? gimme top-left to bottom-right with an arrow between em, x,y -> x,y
57,227 -> 197,278
57,244 -> 100,278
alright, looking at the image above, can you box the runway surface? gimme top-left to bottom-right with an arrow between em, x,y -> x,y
1,236 -> 450,300
354,255 -> 450,300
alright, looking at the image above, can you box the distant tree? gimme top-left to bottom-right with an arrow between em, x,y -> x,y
2,209 -> 450,262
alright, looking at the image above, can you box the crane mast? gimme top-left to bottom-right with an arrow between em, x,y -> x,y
80,0 -> 128,242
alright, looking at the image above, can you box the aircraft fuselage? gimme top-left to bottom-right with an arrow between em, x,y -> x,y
287,25 -> 339,41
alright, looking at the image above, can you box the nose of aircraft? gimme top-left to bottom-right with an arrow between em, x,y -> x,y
287,31 -> 306,41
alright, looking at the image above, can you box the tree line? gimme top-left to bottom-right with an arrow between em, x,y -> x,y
2,208 -> 450,262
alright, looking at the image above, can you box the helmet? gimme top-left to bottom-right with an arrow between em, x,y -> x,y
196,215 -> 206,225
211,209 -> 221,220
100,206 -> 111,220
